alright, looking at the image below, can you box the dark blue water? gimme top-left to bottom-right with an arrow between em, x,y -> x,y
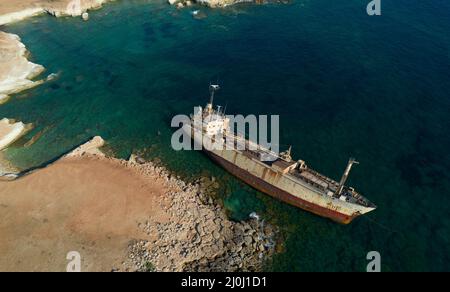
1,0 -> 449,271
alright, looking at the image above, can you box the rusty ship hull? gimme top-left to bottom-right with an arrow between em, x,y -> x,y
182,86 -> 376,223
205,150 -> 358,224
183,122 -> 375,224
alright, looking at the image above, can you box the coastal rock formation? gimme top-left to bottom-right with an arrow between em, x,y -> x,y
0,136 -> 277,271
0,0 -> 115,25
169,0 -> 260,8
0,118 -> 29,151
44,0 -> 113,18
196,0 -> 252,8
122,158 -> 277,272
0,32 -> 45,103
64,136 -> 106,158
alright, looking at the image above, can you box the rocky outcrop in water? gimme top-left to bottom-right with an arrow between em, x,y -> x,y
0,118 -> 30,151
44,0 -> 114,18
0,1 -> 115,25
64,136 -> 106,158
169,0 -> 272,8
0,32 -> 45,104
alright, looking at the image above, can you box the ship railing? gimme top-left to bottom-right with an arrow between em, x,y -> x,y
348,191 -> 372,207
223,132 -> 280,157
299,168 -> 340,189
289,171 -> 329,193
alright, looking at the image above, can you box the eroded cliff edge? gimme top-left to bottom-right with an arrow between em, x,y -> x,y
0,1 -> 116,168
0,31 -> 45,102
0,32 -> 41,157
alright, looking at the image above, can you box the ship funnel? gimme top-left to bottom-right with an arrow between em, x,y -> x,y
335,157 -> 359,197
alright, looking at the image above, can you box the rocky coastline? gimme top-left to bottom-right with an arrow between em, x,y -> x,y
0,31 -> 45,103
0,118 -> 32,151
0,1 -> 120,100
0,1 -> 116,172
69,138 -> 277,272
0,1 -> 115,26
0,30 -> 42,174
122,155 -> 277,272
169,0 -> 260,9
1,136 -> 277,271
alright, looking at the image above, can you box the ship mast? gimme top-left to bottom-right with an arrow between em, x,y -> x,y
335,158 -> 359,197
207,84 -> 220,114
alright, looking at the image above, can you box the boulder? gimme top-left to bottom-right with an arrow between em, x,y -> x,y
82,12 -> 89,21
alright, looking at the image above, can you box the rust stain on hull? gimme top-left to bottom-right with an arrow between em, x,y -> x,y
206,150 -> 358,224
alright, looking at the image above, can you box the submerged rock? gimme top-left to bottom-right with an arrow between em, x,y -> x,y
82,12 -> 89,21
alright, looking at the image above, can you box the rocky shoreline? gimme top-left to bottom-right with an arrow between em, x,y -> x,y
1,136 -> 278,271
168,0 -> 246,9
168,0 -> 287,9
0,1 -> 119,102
0,31 -> 45,103
0,31 -> 42,174
0,1 -> 115,26
0,1 -> 116,172
122,157 -> 277,271
76,139 -> 278,272
0,118 -> 32,151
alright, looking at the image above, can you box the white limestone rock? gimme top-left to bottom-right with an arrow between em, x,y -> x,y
0,94 -> 10,105
0,118 -> 27,151
65,136 -> 106,158
0,32 -> 45,101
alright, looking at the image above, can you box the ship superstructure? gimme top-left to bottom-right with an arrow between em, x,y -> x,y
182,85 -> 376,224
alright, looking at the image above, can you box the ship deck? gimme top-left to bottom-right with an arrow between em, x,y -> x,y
222,132 -> 375,209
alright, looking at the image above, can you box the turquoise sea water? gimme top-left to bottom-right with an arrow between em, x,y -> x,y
1,0 -> 449,271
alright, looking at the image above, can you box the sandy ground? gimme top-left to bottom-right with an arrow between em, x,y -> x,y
0,156 -> 170,272
0,1 -> 43,16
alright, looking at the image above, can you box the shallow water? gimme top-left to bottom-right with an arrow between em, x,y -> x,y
1,0 -> 449,271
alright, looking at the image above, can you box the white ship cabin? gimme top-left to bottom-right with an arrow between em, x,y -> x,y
192,84 -> 230,137
192,104 -> 230,137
